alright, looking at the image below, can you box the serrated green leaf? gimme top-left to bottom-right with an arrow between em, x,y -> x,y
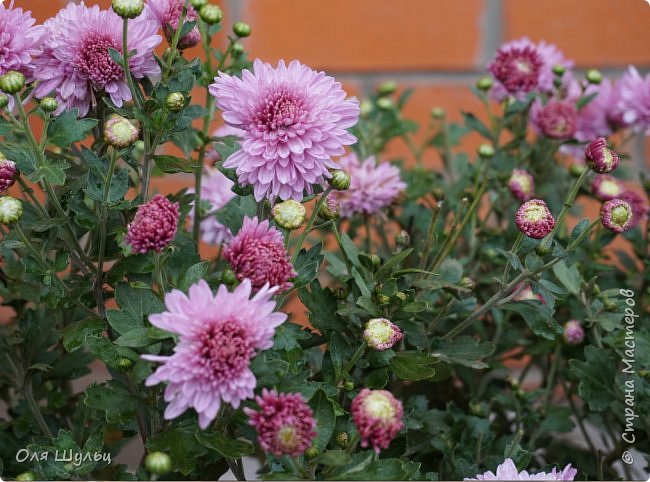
310,390 -> 336,450
195,431 -> 254,458
389,351 -> 437,381
47,109 -> 98,147
431,336 -> 495,369
61,318 -> 105,352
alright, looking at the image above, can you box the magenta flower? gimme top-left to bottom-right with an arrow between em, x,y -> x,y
613,66 -> 650,134
351,389 -> 404,453
591,175 -> 624,201
600,198 -> 633,233
508,169 -> 535,202
0,160 -> 18,193
585,138 -> 619,174
363,318 -> 403,351
515,199 -> 555,239
146,0 -> 200,49
563,320 -> 584,345
332,153 -> 405,217
224,217 -> 296,293
33,2 -> 161,116
244,389 -> 317,457
188,167 -> 235,245
465,458 -> 577,481
126,195 -> 180,254
209,59 -> 360,201
531,99 -> 578,140
618,191 -> 649,229
143,279 -> 287,429
0,2 -> 45,84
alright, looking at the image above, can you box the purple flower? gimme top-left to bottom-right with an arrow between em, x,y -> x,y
585,137 -> 619,174
143,279 -> 287,429
563,320 -> 584,345
569,80 -> 617,142
515,199 -> 555,239
0,159 -> 19,193
244,389 -> 317,457
465,458 -> 577,480
126,195 -> 180,254
613,66 -> 650,134
591,175 -> 624,201
188,167 -> 235,245
508,169 -> 535,202
33,2 -> 161,116
332,153 -> 405,217
209,59 -> 360,201
618,191 -> 649,229
363,318 -> 403,351
600,198 -> 633,233
146,0 -> 200,49
531,99 -> 578,140
351,389 -> 404,454
224,216 -> 296,293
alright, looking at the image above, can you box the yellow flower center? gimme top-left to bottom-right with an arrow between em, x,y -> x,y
364,392 -> 395,420
524,203 -> 546,222
600,179 -> 621,197
276,425 -> 298,450
611,205 -> 630,225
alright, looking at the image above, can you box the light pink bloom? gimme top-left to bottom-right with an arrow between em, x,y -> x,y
531,99 -> 578,140
33,2 -> 161,116
143,279 -> 287,429
613,66 -> 650,134
210,59 -> 360,201
126,195 -> 180,254
465,458 -> 577,480
146,0 -> 200,49
591,175 -> 624,201
332,153 -> 405,217
188,167 -> 235,245
0,1 -> 46,78
508,169 -> 535,202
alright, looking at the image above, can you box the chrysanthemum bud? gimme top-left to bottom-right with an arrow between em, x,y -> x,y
343,381 -> 355,391
104,115 -> 139,148
459,277 -> 476,290
394,291 -> 408,302
319,195 -> 340,220
233,21 -> 251,37
476,76 -> 493,91
515,199 -> 555,239
16,472 -> 36,481
111,0 -> 144,19
360,99 -> 373,117
586,69 -> 603,85
132,140 -> 145,161
376,294 -> 390,306
0,71 -> 25,94
395,230 -> 410,248
329,170 -> 351,190
591,175 -> 624,201
231,41 -> 245,58
363,318 -> 403,351
351,389 -> 404,453
585,137 -> 619,174
552,64 -> 566,76
600,198 -> 633,233
40,97 -> 58,113
272,200 -> 306,230
376,97 -> 393,110
336,432 -> 349,448
117,358 -> 133,371
221,268 -> 237,285
478,143 -> 495,158
199,4 -> 223,24
0,196 -> 23,224
189,0 -> 208,7
508,169 -> 535,202
0,160 -> 19,193
145,451 -> 172,475
562,320 -> 584,345
126,195 -> 180,254
377,81 -> 397,96
431,107 -> 446,119
0,94 -> 7,109
166,92 -> 185,112
305,446 -> 319,459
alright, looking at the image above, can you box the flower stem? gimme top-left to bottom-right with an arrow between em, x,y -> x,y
122,18 -> 143,109
25,380 -> 53,439
502,232 -> 524,282
291,188 -> 332,264
163,4 -> 188,82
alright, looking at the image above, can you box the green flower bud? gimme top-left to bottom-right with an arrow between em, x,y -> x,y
459,277 -> 476,290
329,170 -> 351,190
476,76 -> 493,91
233,22 -> 252,37
189,0 -> 208,8
0,94 -> 9,109
104,114 -> 139,148
0,71 -> 25,94
343,381 -> 354,391
376,97 -> 393,110
166,92 -> 185,112
231,41 -> 245,58
319,194 -> 340,221
0,196 -> 23,224
535,243 -> 552,256
145,451 -> 172,475
199,4 -> 223,24
360,99 -> 373,117
395,230 -> 410,248
222,268 -> 237,285
336,432 -> 349,448
602,296 -> 618,312
431,107 -> 446,119
132,140 -> 145,160
305,446 -> 319,459
111,0 -> 144,19
272,199 -> 306,230
377,81 -> 397,96
369,254 -> 381,268
586,69 -> 603,85
477,143 -> 495,158
394,291 -> 408,303
376,293 -> 390,306
551,64 -> 566,76
16,472 -> 37,481
117,358 -> 132,371
553,77 -> 563,89
40,97 -> 58,113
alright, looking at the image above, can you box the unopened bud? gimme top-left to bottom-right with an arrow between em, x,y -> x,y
551,64 -> 566,76
199,4 -> 223,24
0,71 -> 25,94
166,92 -> 185,112
272,199 -> 306,230
16,473 -> 36,481
376,97 -> 393,110
104,115 -> 139,148
231,42 -> 245,58
395,230 -> 410,248
343,381 -> 354,391
336,432 -> 349,448
0,159 -> 19,193
319,194 -> 340,220
233,22 -> 251,37
329,170 -> 351,190
360,99 -> 373,117
459,277 -> 476,290
363,318 -> 403,351
0,196 -> 23,224
189,0 -> 208,8
476,76 -> 493,91
394,291 -> 408,303
222,268 -> 237,285
377,81 -> 397,96
305,446 -> 319,459
145,451 -> 172,475
0,94 -> 8,109
477,143 -> 495,158
586,69 -> 603,85
117,358 -> 132,371
431,107 -> 446,119
369,254 -> 381,268
40,97 -> 58,113
111,0 -> 144,19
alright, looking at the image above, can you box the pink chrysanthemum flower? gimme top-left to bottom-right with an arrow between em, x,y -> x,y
585,137 -> 619,174
33,2 -> 161,116
531,99 -> 578,140
209,59 -> 360,201
332,153 -> 406,217
591,175 -> 624,201
146,0 -> 200,49
224,216 -> 296,293
617,191 -> 649,229
571,80 -> 616,142
351,389 -> 404,453
512,283 -> 545,304
143,279 -> 287,429
563,320 -> 584,345
515,199 -> 555,239
0,160 -> 19,193
126,195 -> 180,254
508,169 -> 535,202
188,167 -> 235,245
465,458 -> 577,481
600,198 -> 633,233
613,66 -> 650,134
244,389 -> 317,457
363,318 -> 403,351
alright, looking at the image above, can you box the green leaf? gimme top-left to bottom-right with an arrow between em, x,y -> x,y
153,155 -> 196,173
84,382 -> 138,424
552,260 -> 581,296
114,328 -> 155,348
312,450 -> 352,467
215,195 -> 257,234
61,318 -> 105,352
569,345 -> 617,411
570,218 -> 591,243
375,248 -> 413,280
462,111 -> 492,139
333,458 -> 420,480
179,261 -> 209,291
503,301 -> 562,339
389,351 -> 437,381
293,242 -> 323,290
298,281 -> 346,333
86,335 -> 139,369
431,336 -> 495,369
85,168 -> 129,204
32,159 -> 69,185
438,258 -> 463,283
47,109 -> 98,147
339,232 -> 361,268
114,282 -> 165,328
195,431 -> 254,458
310,390 -> 336,450
147,426 -> 209,475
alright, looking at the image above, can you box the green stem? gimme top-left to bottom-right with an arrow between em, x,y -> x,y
154,252 -> 166,295
17,177 -> 47,217
122,19 -> 142,109
291,188 -> 332,264
542,343 -> 561,410
502,232 -> 524,283
418,202 -> 442,269
25,381 -> 53,438
163,4 -> 188,82
341,342 -> 366,379
331,221 -> 351,275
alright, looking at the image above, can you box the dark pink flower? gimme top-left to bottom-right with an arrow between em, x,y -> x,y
515,199 -> 555,239
617,191 -> 649,229
244,389 -> 317,457
488,40 -> 542,97
508,169 -> 535,202
351,389 -> 403,453
224,217 -> 296,293
563,320 -> 584,345
532,99 -> 578,140
147,0 -> 200,49
585,137 -> 619,174
0,160 -> 19,193
600,198 -> 633,233
126,195 -> 180,254
591,175 -> 624,201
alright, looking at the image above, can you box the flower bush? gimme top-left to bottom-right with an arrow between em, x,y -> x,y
0,1 -> 648,481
